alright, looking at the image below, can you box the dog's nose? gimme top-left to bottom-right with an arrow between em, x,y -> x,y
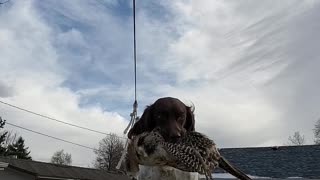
172,132 -> 181,138
169,132 -> 181,142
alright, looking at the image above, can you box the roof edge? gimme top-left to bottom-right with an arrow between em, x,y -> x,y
8,164 -> 37,176
219,144 -> 320,150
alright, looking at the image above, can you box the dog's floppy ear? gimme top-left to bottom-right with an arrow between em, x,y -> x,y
128,105 -> 154,139
184,105 -> 195,131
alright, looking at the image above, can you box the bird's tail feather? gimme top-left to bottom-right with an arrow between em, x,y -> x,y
218,156 -> 251,180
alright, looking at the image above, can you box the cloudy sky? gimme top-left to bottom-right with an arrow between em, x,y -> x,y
0,0 -> 320,167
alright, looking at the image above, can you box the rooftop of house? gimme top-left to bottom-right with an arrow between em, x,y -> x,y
215,144 -> 320,179
1,144 -> 319,179
0,156 -> 130,180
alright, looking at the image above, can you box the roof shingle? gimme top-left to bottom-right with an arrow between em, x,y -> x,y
215,145 -> 320,179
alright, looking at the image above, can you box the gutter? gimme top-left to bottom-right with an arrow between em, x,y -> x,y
0,162 -> 9,170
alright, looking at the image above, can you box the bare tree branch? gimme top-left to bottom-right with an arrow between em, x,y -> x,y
94,133 -> 124,171
314,119 -> 320,144
287,131 -> 305,146
51,149 -> 72,165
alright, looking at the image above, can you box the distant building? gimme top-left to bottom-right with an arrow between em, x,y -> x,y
0,157 -> 130,180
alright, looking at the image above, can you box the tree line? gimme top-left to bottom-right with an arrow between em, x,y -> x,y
2,114 -> 320,172
0,115 -> 122,170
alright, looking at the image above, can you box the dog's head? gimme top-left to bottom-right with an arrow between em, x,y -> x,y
128,97 -> 195,142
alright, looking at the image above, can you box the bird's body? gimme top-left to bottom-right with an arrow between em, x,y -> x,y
125,128 -> 251,180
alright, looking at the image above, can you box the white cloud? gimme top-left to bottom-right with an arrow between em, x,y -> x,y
56,29 -> 87,48
146,0 -> 320,147
0,81 -> 13,97
0,0 -> 128,166
1,0 -> 320,167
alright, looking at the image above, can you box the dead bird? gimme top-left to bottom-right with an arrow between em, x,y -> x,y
125,128 -> 251,180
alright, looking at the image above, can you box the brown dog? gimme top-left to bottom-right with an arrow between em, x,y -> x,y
128,97 -> 195,142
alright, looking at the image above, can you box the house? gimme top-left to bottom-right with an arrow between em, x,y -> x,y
211,145 -> 320,179
2,145 -> 319,180
0,157 -> 130,180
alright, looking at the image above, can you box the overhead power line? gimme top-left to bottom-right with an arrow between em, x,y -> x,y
6,121 -> 98,151
0,100 -> 127,140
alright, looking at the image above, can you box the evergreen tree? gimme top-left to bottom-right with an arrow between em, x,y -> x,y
7,136 -> 32,159
0,117 -> 8,155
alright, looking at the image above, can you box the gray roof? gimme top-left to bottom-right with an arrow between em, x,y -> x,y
215,145 -> 320,179
0,157 -> 130,180
2,145 -> 319,179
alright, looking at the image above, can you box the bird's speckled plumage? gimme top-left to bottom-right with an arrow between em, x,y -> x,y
124,128 -> 251,180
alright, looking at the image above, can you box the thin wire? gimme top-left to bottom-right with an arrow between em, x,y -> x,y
0,100 -> 127,140
116,1 -> 139,169
6,121 -> 98,151
133,0 -> 137,102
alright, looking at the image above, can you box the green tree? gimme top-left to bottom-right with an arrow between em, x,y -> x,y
51,149 -> 72,165
7,136 -> 32,159
0,117 -> 8,155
